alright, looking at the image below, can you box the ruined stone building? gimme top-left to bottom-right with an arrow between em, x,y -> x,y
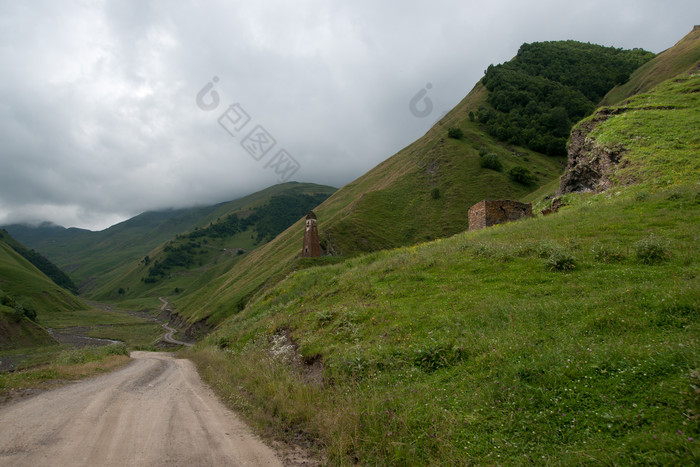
302,211 -> 322,257
468,200 -> 532,231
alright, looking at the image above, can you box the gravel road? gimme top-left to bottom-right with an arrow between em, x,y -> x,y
0,352 -> 283,466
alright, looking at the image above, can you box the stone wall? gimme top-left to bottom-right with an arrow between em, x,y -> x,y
468,200 -> 532,231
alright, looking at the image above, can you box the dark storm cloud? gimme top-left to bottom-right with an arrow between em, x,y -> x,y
0,0 -> 697,229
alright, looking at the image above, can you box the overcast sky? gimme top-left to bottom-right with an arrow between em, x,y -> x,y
0,0 -> 697,230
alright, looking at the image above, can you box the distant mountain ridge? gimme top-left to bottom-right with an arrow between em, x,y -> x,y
3,182 -> 336,294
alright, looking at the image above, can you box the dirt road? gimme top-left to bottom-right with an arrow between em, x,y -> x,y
0,352 -> 283,466
158,297 -> 193,347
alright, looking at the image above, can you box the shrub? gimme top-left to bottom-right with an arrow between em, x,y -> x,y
592,245 -> 626,263
634,191 -> 650,201
479,153 -> 503,171
56,343 -> 129,365
0,290 -> 14,307
11,303 -> 37,322
23,305 -> 37,322
412,343 -> 466,372
430,188 -> 441,199
534,240 -> 558,258
12,304 -> 25,323
447,127 -> 463,139
508,166 -> 537,185
544,248 -> 576,271
635,235 -> 670,264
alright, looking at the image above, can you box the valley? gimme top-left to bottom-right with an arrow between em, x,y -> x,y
0,27 -> 698,465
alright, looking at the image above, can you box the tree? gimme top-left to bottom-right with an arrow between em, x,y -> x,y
509,166 -> 537,185
479,153 -> 503,171
447,127 -> 463,139
479,41 -> 654,155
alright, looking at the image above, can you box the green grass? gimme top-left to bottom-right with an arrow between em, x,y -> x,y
85,323 -> 163,349
188,183 -> 699,465
39,305 -> 166,349
0,309 -> 56,350
0,344 -> 130,403
0,231 -> 170,356
590,74 -> 700,189
0,304 -> 165,373
0,235 -> 88,316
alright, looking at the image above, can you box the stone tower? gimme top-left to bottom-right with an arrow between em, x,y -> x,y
302,211 -> 322,257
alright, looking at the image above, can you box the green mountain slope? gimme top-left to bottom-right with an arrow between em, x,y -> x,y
90,184 -> 335,303
561,65 -> 700,194
172,82 -> 567,325
601,25 -> 700,106
187,66 -> 700,464
479,41 -> 654,156
0,231 -> 78,294
0,305 -> 56,351
0,231 -> 87,318
4,182 -> 335,294
171,40 -> 654,327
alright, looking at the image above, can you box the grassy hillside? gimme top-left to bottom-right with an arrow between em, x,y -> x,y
4,182 -> 335,294
186,68 -> 700,464
170,40 -> 655,327
0,230 -> 78,294
593,75 -> 699,187
479,41 -> 654,156
89,183 -> 335,303
0,307 -> 56,351
170,82 -> 566,326
601,26 -> 700,106
561,68 -> 699,195
0,231 -> 87,316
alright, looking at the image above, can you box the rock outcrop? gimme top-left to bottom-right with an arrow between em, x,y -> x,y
558,109 -> 627,194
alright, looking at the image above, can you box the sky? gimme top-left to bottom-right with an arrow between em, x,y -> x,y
0,0 -> 697,231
